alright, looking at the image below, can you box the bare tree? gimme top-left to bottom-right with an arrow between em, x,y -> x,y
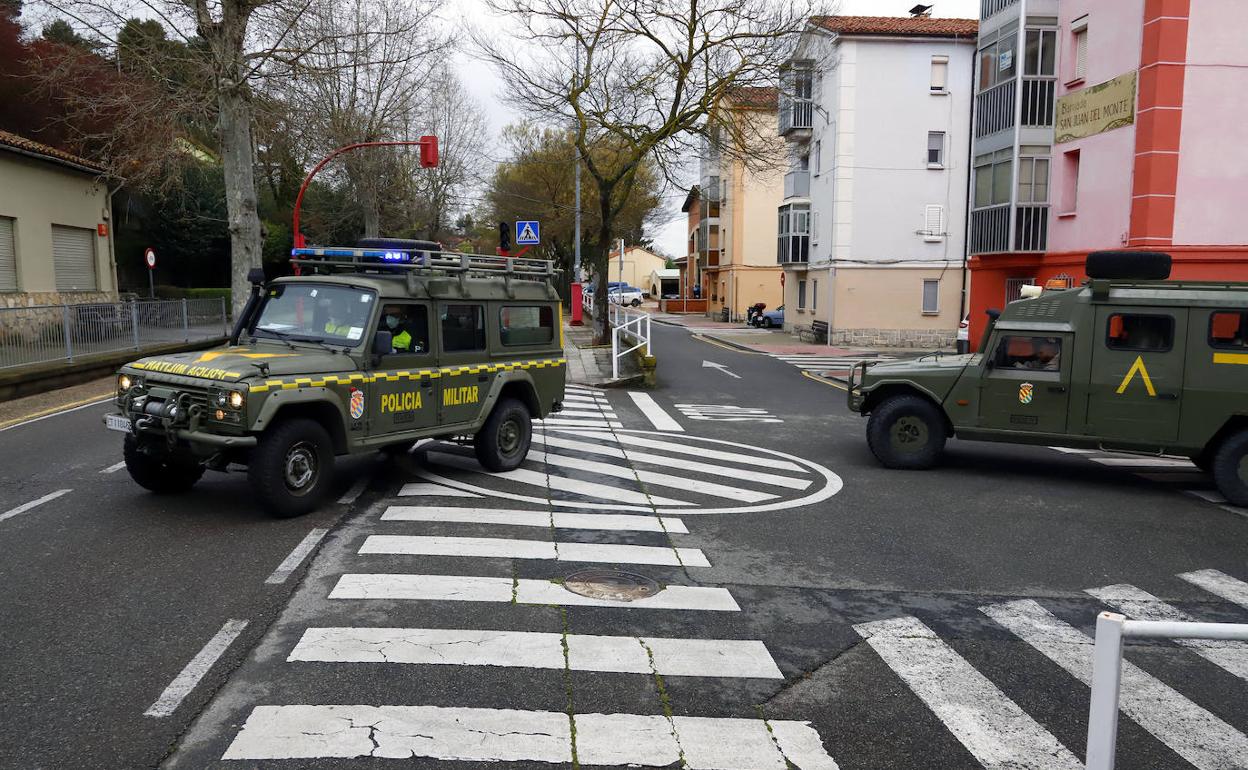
475,0 -> 818,342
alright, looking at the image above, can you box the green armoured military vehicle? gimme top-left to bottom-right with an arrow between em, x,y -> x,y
848,251 -> 1248,506
105,240 -> 567,517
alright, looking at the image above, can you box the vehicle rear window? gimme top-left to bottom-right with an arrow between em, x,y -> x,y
440,304 -> 485,351
992,335 -> 1062,372
1106,313 -> 1173,352
500,306 -> 554,346
1209,311 -> 1248,349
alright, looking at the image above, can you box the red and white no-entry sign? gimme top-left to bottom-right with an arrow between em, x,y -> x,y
144,247 -> 157,269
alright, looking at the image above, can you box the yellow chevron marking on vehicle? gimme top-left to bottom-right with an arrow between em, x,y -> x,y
245,358 -> 565,393
1115,355 -> 1157,397
194,349 -> 300,363
1213,352 -> 1248,365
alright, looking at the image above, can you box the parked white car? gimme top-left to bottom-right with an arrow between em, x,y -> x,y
608,284 -> 644,307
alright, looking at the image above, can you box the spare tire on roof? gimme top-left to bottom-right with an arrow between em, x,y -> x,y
356,237 -> 441,252
1086,250 -> 1171,280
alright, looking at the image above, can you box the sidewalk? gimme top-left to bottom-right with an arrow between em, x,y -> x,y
563,322 -> 613,386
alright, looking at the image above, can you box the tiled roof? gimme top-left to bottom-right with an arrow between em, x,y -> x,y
0,129 -> 104,173
810,15 -> 978,38
726,86 -> 779,110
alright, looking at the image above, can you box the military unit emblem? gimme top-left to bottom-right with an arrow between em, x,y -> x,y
1019,383 -> 1034,404
349,387 -> 366,420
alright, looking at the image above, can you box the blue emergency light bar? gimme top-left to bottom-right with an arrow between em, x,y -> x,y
291,247 -> 427,264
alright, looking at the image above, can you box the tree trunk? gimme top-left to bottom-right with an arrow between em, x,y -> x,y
592,189 -> 613,345
219,82 -> 263,319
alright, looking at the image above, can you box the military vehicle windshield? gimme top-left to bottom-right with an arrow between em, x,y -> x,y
252,283 -> 376,346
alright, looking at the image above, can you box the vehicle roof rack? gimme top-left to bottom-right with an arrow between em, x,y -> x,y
291,246 -> 556,280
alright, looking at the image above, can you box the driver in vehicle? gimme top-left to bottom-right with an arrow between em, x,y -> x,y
1018,339 -> 1060,371
323,296 -> 355,337
381,305 -> 424,353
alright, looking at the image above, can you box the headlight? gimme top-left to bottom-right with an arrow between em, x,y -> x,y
215,391 -> 228,407
227,390 -> 245,409
118,374 -> 132,392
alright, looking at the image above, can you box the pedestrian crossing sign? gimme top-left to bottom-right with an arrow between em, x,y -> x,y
516,220 -> 540,245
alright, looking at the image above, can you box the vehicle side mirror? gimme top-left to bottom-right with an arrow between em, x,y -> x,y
372,331 -> 392,357
985,358 -> 995,370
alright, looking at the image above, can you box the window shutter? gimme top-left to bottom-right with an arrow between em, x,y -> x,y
52,224 -> 97,291
931,56 -> 949,91
811,210 -> 820,245
924,205 -> 945,242
0,217 -> 16,292
1075,29 -> 1088,79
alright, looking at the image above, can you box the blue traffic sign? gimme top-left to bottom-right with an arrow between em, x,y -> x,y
515,220 -> 540,245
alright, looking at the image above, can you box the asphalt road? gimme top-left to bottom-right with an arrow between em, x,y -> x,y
3,322 -> 1247,769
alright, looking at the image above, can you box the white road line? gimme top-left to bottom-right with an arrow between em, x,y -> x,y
1186,489 -> 1228,504
561,430 -> 805,472
289,628 -> 782,678
223,705 -> 835,767
0,397 -> 114,434
981,599 -> 1248,769
1179,568 -> 1248,610
336,477 -> 370,505
425,450 -> 691,506
855,616 -> 1084,769
628,392 -> 684,432
329,573 -> 740,611
264,528 -> 329,585
1134,471 -> 1207,482
397,482 -> 481,498
359,535 -> 710,567
0,489 -> 73,524
537,450 -> 778,503
539,417 -> 624,429
100,461 -> 126,474
381,506 -> 689,533
531,434 -> 811,490
144,619 -> 248,718
1087,583 -> 1248,682
556,409 -> 611,419
1048,447 -> 1098,454
1090,457 -> 1196,468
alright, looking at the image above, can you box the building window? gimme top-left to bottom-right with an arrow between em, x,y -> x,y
1024,29 -> 1057,76
812,279 -> 818,310
1060,149 -> 1080,214
811,210 -> 820,245
777,203 -> 810,263
931,55 -> 949,92
813,140 -> 822,175
923,205 -> 945,242
922,279 -> 940,314
1017,155 -> 1050,203
0,216 -> 16,292
51,224 -> 97,292
927,131 -> 945,167
799,153 -> 810,171
797,279 -> 807,310
974,149 -> 1013,208
1071,17 -> 1088,82
978,32 -> 1018,92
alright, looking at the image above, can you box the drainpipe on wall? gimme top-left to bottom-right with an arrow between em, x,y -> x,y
958,35 -> 976,328
106,184 -> 120,299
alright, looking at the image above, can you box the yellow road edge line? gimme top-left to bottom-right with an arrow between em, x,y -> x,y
0,392 -> 116,430
801,370 -> 848,391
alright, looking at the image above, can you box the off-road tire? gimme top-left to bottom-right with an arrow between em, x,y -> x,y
474,397 -> 532,472
866,394 -> 949,470
248,418 -> 335,518
763,318 -> 773,329
1211,430 -> 1248,506
124,434 -> 204,494
630,298 -> 641,307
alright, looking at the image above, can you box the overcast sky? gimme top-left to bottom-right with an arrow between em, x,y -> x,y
454,0 -> 979,257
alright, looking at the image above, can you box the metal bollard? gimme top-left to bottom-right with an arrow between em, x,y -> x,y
1085,612 -> 1126,770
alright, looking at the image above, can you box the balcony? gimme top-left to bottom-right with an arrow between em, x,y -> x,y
970,203 -> 1049,255
779,100 -> 814,137
980,0 -> 1019,20
1021,78 -> 1056,128
784,170 -> 810,199
777,235 -> 809,264
975,80 -> 1016,138
1015,204 -> 1049,252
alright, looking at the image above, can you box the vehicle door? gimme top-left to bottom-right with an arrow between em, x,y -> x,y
367,302 -> 438,437
978,332 -> 1072,433
1087,308 -> 1188,444
437,302 -> 489,426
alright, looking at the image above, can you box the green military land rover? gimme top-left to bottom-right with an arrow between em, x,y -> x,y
849,251 -> 1248,506
105,240 -> 567,517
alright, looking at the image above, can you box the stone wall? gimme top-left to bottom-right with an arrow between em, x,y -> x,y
0,291 -> 117,309
831,327 -> 956,349
0,292 -> 123,353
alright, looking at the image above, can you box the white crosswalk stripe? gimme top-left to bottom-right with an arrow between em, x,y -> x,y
1086,583 -> 1248,681
1179,568 -> 1248,610
769,353 -> 893,373
1049,446 -> 1248,518
288,628 -> 783,678
381,505 -> 689,533
358,534 -> 711,567
855,616 -> 1081,769
982,598 -> 1248,769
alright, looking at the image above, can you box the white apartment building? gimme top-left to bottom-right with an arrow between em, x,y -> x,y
776,13 -> 977,347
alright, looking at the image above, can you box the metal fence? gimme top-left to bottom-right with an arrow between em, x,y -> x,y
608,303 -> 652,380
0,298 -> 229,370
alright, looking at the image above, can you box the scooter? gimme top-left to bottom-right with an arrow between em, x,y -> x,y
746,303 -> 767,327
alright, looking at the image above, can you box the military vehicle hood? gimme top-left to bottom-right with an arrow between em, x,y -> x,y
124,343 -> 356,385
865,353 -> 977,377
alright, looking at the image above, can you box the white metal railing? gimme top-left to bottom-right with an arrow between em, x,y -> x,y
1086,611 -> 1248,770
608,303 -> 652,380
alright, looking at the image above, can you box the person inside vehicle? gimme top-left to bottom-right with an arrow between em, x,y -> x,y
380,305 -> 417,352
1021,338 -> 1060,371
323,296 -> 354,337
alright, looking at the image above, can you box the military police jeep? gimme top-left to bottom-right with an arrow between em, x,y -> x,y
848,251 -> 1248,507
105,240 -> 566,517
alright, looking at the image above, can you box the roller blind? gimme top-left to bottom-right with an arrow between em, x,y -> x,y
924,205 -> 945,242
0,217 -> 15,292
52,224 -> 97,291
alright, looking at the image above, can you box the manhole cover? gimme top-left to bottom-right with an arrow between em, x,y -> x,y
563,569 -> 661,602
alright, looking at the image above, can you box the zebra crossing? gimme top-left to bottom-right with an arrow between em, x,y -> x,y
1050,446 -> 1248,518
537,384 -> 622,430
769,352 -> 894,373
